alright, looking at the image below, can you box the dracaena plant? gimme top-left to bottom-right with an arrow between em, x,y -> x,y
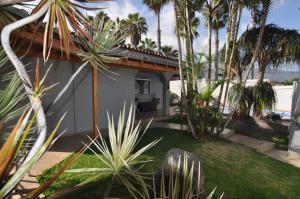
67,104 -> 161,199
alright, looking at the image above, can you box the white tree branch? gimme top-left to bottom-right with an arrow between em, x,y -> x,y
1,1 -> 50,163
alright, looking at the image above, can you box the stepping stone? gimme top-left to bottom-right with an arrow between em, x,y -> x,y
265,150 -> 300,168
227,134 -> 275,153
150,122 -> 189,131
220,128 -> 235,138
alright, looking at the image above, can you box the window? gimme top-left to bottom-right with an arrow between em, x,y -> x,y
135,78 -> 151,95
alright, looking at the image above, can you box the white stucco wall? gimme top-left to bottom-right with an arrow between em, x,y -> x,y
22,57 -> 170,136
170,79 -> 294,113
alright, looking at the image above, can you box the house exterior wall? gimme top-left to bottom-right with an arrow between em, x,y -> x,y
23,58 -> 170,136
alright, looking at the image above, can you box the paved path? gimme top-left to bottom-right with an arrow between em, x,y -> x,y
13,133 -> 91,198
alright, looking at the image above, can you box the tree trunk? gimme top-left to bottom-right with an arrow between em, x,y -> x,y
173,0 -> 197,139
217,0 -> 236,111
257,64 -> 266,84
207,17 -> 212,84
243,1 -> 270,82
157,10 -> 161,54
250,9 -> 257,79
214,28 -> 219,81
222,1 -> 271,131
185,0 -> 195,89
0,2 -> 50,196
221,2 -> 240,113
1,1 -> 50,163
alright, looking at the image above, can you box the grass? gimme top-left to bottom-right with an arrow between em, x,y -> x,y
162,114 -> 187,124
39,128 -> 300,199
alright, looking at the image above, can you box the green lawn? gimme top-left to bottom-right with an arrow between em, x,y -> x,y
39,128 -> 300,199
162,114 -> 186,124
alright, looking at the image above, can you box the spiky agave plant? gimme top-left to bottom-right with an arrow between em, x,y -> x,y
152,153 -> 223,199
67,104 -> 161,199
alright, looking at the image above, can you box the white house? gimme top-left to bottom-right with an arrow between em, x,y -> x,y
0,8 -> 178,137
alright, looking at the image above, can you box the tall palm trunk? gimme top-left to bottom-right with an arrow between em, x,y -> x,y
185,0 -> 196,90
173,0 -> 197,139
250,9 -> 257,79
207,17 -> 212,84
222,3 -> 242,113
157,10 -> 161,53
217,1 -> 236,111
214,28 -> 219,80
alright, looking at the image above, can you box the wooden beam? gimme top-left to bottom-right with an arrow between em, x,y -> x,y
11,29 -> 178,74
92,66 -> 99,138
111,59 -> 178,73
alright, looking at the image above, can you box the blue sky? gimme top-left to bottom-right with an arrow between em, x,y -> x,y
86,0 -> 300,52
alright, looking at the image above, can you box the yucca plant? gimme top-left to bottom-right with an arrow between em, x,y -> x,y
228,83 -> 254,117
67,104 -> 161,199
0,109 -> 65,199
152,153 -> 223,199
0,73 -> 26,145
252,81 -> 276,119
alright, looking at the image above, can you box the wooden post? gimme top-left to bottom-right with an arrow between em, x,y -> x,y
92,66 -> 98,138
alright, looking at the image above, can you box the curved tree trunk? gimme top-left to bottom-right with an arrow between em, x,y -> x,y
173,0 -> 197,139
157,10 -> 161,53
243,1 -> 270,82
214,28 -> 219,81
1,2 -> 50,163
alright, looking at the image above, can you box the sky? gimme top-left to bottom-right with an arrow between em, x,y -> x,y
83,0 -> 300,54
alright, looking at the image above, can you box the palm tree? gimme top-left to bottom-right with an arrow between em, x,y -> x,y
161,45 -> 178,57
143,0 -> 170,53
239,24 -> 300,84
211,1 -> 228,80
140,37 -> 157,51
202,0 -> 224,84
173,0 -> 197,139
124,13 -> 148,48
176,0 -> 201,55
